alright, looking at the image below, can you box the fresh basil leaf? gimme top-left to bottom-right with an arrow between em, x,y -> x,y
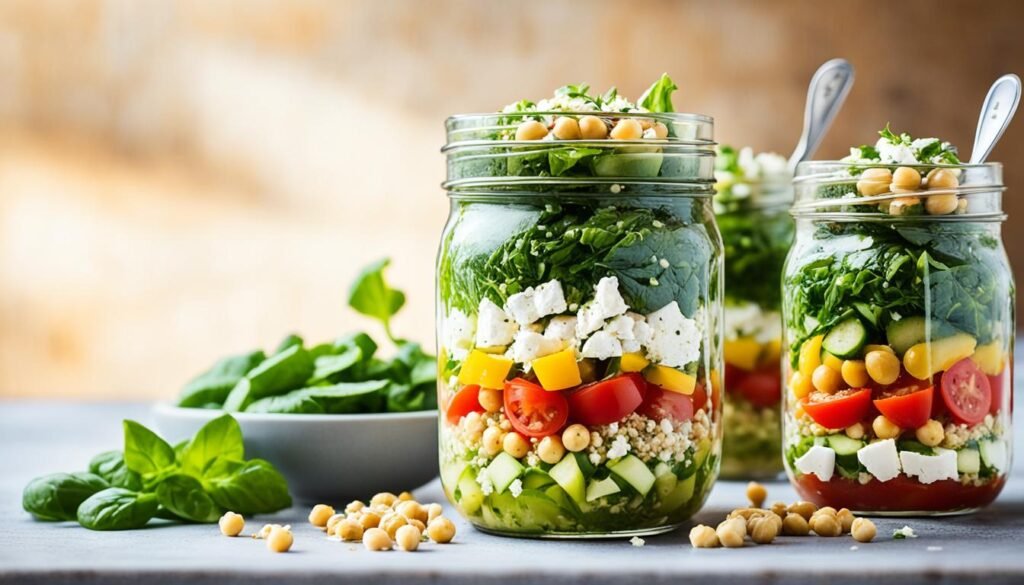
88,451 -> 142,491
179,414 -> 244,476
207,459 -> 291,515
245,380 -> 388,414
155,474 -> 221,523
308,345 -> 362,384
123,420 -> 176,477
77,488 -> 158,531
22,472 -> 109,521
223,344 -> 314,411
336,332 -> 378,360
273,333 -> 304,354
638,73 -> 678,113
177,350 -> 265,408
347,258 -> 406,340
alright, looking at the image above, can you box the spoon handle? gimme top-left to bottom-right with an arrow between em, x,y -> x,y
969,74 -> 1021,164
788,59 -> 855,172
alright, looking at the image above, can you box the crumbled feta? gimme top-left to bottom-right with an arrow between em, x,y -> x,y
724,302 -> 781,344
475,470 -> 495,496
533,280 -> 568,317
630,536 -> 646,547
581,331 -> 623,360
893,526 -> 917,539
507,330 -> 563,364
505,289 -> 540,326
899,448 -> 958,484
660,418 -> 674,434
589,452 -> 602,466
595,276 -> 629,317
475,298 -> 517,347
508,478 -> 523,498
877,138 -> 918,165
645,301 -> 701,368
544,315 -> 578,343
576,303 -> 607,338
607,435 -> 631,459
442,308 -> 476,360
794,445 -> 836,481
603,315 -> 636,340
857,439 -> 901,482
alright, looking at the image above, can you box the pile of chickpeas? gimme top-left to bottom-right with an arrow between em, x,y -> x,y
217,511 -> 296,553
308,491 -> 456,552
513,116 -> 668,142
856,165 -> 964,216
688,482 -> 877,548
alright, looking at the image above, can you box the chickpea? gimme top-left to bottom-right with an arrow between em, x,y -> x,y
926,168 -> 959,190
814,506 -> 838,517
837,508 -> 855,533
266,526 -> 294,553
337,519 -> 364,541
716,518 -> 746,548
845,422 -> 866,440
872,415 -> 902,439
788,501 -> 817,521
398,491 -> 415,502
956,198 -> 969,214
610,119 -> 644,140
426,503 -> 444,524
579,115 -> 608,139
380,512 -> 408,539
562,424 -> 591,452
326,513 -> 346,534
841,360 -> 869,388
345,500 -> 366,514
478,388 -> 503,413
652,122 -> 669,139
362,527 -> 393,551
219,511 -> 244,537
865,350 -> 900,385
782,513 -> 810,536
371,492 -> 398,508
856,168 -> 893,196
891,166 -> 922,192
810,513 -> 842,537
481,426 -> 505,456
537,435 -> 566,464
689,524 -> 720,548
408,518 -> 426,533
864,344 -> 895,355
515,120 -> 548,141
395,524 -> 421,552
552,117 -> 582,140
427,516 -> 457,544
749,517 -> 778,544
359,511 -> 382,529
926,194 -> 959,215
851,517 -> 877,543
770,501 -> 788,518
464,411 -> 485,439
915,419 -> 945,447
503,431 -> 530,459
397,500 -> 428,524
255,523 -> 285,540
746,482 -> 767,508
308,504 -> 335,527
812,364 -> 843,394
888,196 -> 920,216
790,371 -> 813,400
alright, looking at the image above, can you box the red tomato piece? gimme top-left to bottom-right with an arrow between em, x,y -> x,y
690,383 -> 708,412
637,383 -> 694,423
567,374 -> 645,426
723,364 -> 747,394
873,386 -> 934,429
446,384 -> 483,425
940,358 -> 992,425
734,369 -> 782,409
503,378 -> 570,438
802,389 -> 872,430
987,369 -> 1008,415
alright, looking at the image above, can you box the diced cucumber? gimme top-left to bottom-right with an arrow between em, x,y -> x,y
521,468 -> 555,491
441,462 -> 467,499
692,438 -> 712,470
886,316 -> 927,355
592,152 -> 664,178
457,473 -> 484,514
897,439 -> 934,456
957,448 -> 981,475
608,454 -> 657,497
549,454 -> 587,504
654,462 -> 674,479
826,434 -> 864,456
585,477 -> 622,502
979,439 -> 1007,472
655,473 -> 696,514
486,452 -> 524,494
653,470 -> 677,500
822,318 -> 868,359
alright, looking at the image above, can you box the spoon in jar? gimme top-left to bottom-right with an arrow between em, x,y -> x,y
788,59 -> 856,172
968,74 -> 1021,164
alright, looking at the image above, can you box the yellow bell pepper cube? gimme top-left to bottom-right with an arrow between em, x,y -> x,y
457,350 -> 514,389
903,333 -> 977,380
724,337 -> 761,371
532,349 -> 582,391
972,339 -> 1005,375
644,365 -> 696,395
821,351 -> 843,373
620,353 -> 650,373
798,335 -> 824,379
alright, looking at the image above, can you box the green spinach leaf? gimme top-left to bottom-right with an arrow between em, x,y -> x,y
88,451 -> 142,491
223,344 -> 314,411
348,258 -> 406,342
77,488 -> 159,531
177,350 -> 265,408
638,73 -> 678,113
22,472 -> 109,521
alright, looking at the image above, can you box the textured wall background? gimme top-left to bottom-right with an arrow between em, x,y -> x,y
1,0 -> 1022,399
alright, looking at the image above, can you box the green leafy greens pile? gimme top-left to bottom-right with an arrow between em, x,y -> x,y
22,415 -> 290,530
177,259 -> 437,414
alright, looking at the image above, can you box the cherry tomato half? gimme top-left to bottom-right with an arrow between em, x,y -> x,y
567,374 -> 645,426
637,383 -> 694,423
504,378 -> 570,438
873,386 -> 933,429
940,358 -> 992,425
802,389 -> 872,430
446,384 -> 483,425
734,368 -> 782,409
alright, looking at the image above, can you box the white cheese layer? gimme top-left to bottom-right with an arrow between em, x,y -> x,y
899,449 -> 959,484
857,439 -> 901,482
475,298 -> 517,348
794,445 -> 835,481
645,301 -> 701,368
442,308 -> 476,360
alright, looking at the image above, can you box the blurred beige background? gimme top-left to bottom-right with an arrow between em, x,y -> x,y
1,0 -> 1022,400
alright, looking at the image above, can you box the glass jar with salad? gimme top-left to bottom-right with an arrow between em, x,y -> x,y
782,127 -> 1013,514
437,75 -> 724,537
715,146 -> 794,479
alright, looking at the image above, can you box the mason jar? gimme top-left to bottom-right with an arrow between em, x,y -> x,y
714,149 -> 794,479
437,111 -> 723,537
781,161 -> 1013,514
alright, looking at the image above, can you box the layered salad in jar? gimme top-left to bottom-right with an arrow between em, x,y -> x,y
782,127 -> 1013,513
714,146 -> 793,478
438,77 -> 722,536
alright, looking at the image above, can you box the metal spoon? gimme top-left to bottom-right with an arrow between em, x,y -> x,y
969,74 -> 1021,164
788,59 -> 856,171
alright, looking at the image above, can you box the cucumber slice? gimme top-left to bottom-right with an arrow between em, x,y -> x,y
822,318 -> 868,359
608,454 -> 657,497
957,448 -> 981,475
457,473 -> 484,514
655,473 -> 696,514
486,452 -> 524,494
593,152 -> 664,178
585,477 -> 622,502
549,454 -> 587,504
826,434 -> 864,456
521,468 -> 555,491
979,439 -> 1007,472
886,316 -> 927,355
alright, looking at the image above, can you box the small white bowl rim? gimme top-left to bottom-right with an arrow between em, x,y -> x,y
153,402 -> 438,423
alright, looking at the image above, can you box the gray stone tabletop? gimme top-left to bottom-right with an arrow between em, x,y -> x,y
0,399 -> 1020,585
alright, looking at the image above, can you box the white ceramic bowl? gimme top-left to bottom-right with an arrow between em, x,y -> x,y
153,403 -> 439,504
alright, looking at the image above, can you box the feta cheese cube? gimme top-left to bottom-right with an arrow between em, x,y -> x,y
508,330 -> 563,364
607,435 -> 631,459
581,331 -> 623,360
857,439 -> 901,482
475,298 -> 517,348
899,448 -> 958,484
982,440 -> 1008,472
442,308 -> 476,360
594,276 -> 629,319
509,478 -> 523,498
630,536 -> 645,547
621,339 -> 641,353
505,289 -> 540,326
794,445 -> 835,481
645,301 -> 701,368
533,280 -> 567,318
544,316 -> 577,343
576,302 -> 606,337
604,315 -> 636,340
